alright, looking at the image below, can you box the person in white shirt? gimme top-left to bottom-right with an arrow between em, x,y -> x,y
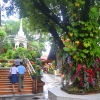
9,63 -> 18,93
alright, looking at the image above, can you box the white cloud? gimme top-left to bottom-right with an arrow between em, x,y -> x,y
1,0 -> 19,20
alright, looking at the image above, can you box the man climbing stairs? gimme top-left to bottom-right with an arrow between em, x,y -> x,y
0,68 -> 33,95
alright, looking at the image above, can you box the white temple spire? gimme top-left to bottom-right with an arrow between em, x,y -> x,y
18,18 -> 25,37
14,18 -> 27,49
20,18 -> 23,31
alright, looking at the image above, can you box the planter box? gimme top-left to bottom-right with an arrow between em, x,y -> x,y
37,81 -> 45,93
37,82 -> 45,86
48,87 -> 100,100
32,79 -> 37,93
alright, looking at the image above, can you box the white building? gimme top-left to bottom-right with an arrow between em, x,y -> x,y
14,19 -> 27,49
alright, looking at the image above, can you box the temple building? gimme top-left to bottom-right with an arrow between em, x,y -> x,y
14,19 -> 27,49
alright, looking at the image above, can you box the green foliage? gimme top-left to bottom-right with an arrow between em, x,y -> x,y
36,60 -> 42,66
0,30 -> 6,37
30,71 -> 37,77
2,20 -> 20,35
63,41 -> 76,56
62,1 -> 100,65
5,49 -> 15,59
48,67 -> 54,74
2,0 -> 100,65
13,47 -> 27,57
31,64 -> 41,76
2,42 -> 13,52
0,54 -> 8,60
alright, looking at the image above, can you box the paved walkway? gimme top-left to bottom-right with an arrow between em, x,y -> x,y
0,73 -> 62,100
42,73 -> 62,99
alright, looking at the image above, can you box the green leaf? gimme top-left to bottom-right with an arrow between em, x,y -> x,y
71,46 -> 76,51
73,29 -> 78,33
63,47 -> 70,52
80,53 -> 86,58
79,34 -> 84,37
65,42 -> 71,46
74,32 -> 78,37
71,22 -> 78,26
85,34 -> 89,36
83,49 -> 89,53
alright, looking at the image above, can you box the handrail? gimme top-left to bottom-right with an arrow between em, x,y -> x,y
23,58 -> 36,75
25,58 -> 37,93
27,58 -> 36,73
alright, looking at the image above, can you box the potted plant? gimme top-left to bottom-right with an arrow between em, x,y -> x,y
30,72 -> 38,80
30,66 -> 42,80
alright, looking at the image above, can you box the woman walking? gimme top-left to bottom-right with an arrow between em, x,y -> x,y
9,63 -> 18,93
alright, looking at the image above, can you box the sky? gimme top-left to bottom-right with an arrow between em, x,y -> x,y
1,0 -> 19,20
42,42 -> 51,55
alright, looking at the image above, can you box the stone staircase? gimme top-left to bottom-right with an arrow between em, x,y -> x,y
0,68 -> 33,95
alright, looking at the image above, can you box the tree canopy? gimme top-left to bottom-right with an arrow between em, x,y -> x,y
1,0 -> 100,49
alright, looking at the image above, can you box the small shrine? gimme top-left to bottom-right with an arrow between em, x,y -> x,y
14,19 -> 27,49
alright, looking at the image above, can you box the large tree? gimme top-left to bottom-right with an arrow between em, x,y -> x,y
2,0 -> 100,93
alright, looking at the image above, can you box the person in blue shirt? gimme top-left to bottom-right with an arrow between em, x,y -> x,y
17,62 -> 26,92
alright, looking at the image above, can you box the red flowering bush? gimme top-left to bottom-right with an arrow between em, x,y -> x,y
64,58 -> 100,93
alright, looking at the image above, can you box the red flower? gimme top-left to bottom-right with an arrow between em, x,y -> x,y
97,68 -> 100,72
76,64 -> 82,73
80,77 -> 84,87
86,68 -> 95,83
88,77 -> 92,83
87,68 -> 94,77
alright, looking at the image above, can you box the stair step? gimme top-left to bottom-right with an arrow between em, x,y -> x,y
0,84 -> 32,88
0,78 -> 32,81
0,83 -> 32,85
0,91 -> 33,95
0,88 -> 32,92
0,73 -> 29,74
0,76 -> 31,78
0,87 -> 32,90
0,90 -> 33,95
0,68 -> 34,95
0,84 -> 32,87
0,72 -> 29,74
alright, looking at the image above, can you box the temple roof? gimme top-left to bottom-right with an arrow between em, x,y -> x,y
40,44 -> 56,63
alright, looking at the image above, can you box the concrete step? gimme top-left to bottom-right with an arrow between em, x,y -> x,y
0,68 -> 33,95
